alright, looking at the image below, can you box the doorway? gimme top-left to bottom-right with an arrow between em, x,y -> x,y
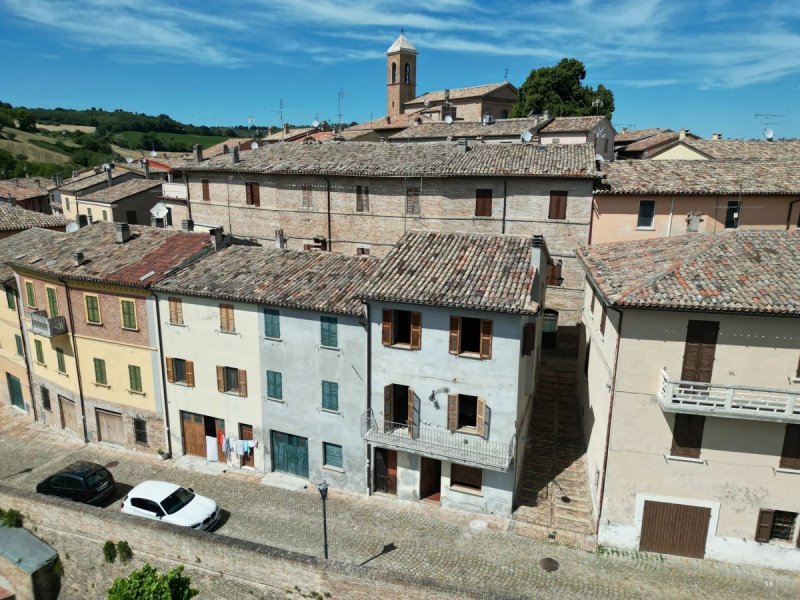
374,447 -> 397,495
6,373 -> 23,410
420,457 -> 441,502
59,395 -> 78,433
239,423 -> 254,468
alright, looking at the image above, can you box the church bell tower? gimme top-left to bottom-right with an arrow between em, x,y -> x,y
386,32 -> 417,118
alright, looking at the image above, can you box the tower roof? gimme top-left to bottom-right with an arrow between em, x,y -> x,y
387,33 -> 418,55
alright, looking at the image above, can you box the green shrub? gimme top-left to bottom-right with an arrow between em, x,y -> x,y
116,541 -> 133,563
0,508 -> 24,528
103,541 -> 117,563
108,564 -> 198,600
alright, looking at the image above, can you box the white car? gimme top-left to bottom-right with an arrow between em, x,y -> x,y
121,481 -> 220,531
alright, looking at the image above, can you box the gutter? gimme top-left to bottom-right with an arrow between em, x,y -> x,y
152,292 -> 173,457
363,300 -> 372,495
62,278 -> 89,443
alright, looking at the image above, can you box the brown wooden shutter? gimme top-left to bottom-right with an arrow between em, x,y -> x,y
549,191 -> 567,219
796,354 -> 800,378
671,414 -> 704,459
479,319 -> 493,359
449,316 -> 460,354
384,384 -> 393,423
381,309 -> 392,346
475,189 -> 492,217
185,361 -> 195,387
202,180 -> 210,201
407,387 -> 415,436
779,424 -> 800,470
216,366 -> 224,392
476,398 -> 486,438
447,395 -> 458,432
410,312 -> 421,349
165,358 -> 174,383
681,321 -> 719,383
238,369 -> 248,397
755,509 -> 774,543
245,183 -> 253,205
251,183 -> 260,207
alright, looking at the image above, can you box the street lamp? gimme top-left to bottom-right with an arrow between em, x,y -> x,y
317,480 -> 329,560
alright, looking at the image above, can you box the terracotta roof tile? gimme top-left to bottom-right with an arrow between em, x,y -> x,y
0,205 -> 68,231
407,82 -> 516,105
58,169 -> 140,193
539,116 -> 606,133
388,117 -> 548,140
681,139 -> 800,160
80,179 -> 162,204
0,228 -> 64,281
0,178 -> 52,200
614,128 -> 671,143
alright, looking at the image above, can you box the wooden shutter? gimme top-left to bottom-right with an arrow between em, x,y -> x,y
755,509 -> 774,543
238,369 -> 248,397
681,321 -> 719,383
382,309 -> 392,346
779,424 -> 800,470
410,312 -> 421,349
384,384 -> 393,423
165,358 -> 174,383
449,316 -> 460,354
202,180 -> 210,201
407,387 -> 415,436
476,398 -> 486,438
251,183 -> 260,207
216,366 -> 224,392
549,191 -> 567,219
475,189 -> 492,217
169,298 -> 183,324
185,361 -> 195,387
245,183 -> 253,205
447,395 -> 458,432
479,320 -> 492,359
671,414 -> 704,459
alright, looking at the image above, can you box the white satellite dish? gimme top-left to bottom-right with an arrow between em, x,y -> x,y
312,120 -> 319,127
765,128 -> 774,141
250,141 -> 259,150
150,202 -> 169,219
150,150 -> 158,157
65,222 -> 80,234
444,115 -> 453,125
101,163 -> 110,171
595,153 -> 604,162
520,130 -> 533,143
125,157 -> 134,164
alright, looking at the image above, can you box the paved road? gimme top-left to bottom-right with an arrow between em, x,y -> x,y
1,406 -> 797,599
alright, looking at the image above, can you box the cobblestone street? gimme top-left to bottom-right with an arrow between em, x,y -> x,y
1,406 -> 798,599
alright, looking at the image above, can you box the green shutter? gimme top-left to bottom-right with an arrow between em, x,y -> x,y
267,371 -> 282,399
46,288 -> 59,317
34,339 -> 44,364
25,282 -> 35,307
128,365 -> 142,392
56,348 -> 66,373
322,380 -> 338,411
94,358 -> 107,385
5,287 -> 16,310
321,316 -> 338,347
86,296 -> 100,323
264,309 -> 280,338
121,300 -> 136,329
14,334 -> 24,357
324,443 -> 343,468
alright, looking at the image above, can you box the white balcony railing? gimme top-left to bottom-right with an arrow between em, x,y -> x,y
29,310 -> 68,338
361,410 -> 516,471
657,370 -> 799,423
161,182 -> 188,200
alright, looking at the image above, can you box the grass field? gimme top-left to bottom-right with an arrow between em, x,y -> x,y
37,123 -> 97,134
118,131 -> 229,150
0,128 -> 72,164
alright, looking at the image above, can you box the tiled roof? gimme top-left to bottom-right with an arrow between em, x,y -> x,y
0,228 -> 64,281
388,117 -> 548,140
8,222 -> 212,288
201,138 -> 252,157
539,116 -> 606,133
614,128 -> 671,143
80,179 -> 162,204
620,131 -> 679,152
0,205 -> 68,231
681,139 -> 800,160
407,82 -> 516,105
597,159 -> 800,195
263,127 -> 318,142
347,108 -> 433,132
577,231 -> 800,315
58,169 -> 140,193
0,178 -> 52,200
358,230 -> 540,315
154,246 -> 379,316
171,141 -> 598,179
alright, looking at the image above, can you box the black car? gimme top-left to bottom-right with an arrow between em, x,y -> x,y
35,461 -> 116,504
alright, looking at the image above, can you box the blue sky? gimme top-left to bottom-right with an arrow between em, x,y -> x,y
1,0 -> 798,139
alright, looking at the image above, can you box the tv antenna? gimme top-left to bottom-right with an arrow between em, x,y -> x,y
337,89 -> 349,132
754,112 -> 783,137
270,100 -> 285,127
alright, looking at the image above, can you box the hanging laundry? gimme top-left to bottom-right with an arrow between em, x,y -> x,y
242,439 -> 250,454
216,429 -> 224,448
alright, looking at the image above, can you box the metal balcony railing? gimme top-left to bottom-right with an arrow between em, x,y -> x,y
29,310 -> 68,338
361,409 -> 516,471
657,370 -> 799,424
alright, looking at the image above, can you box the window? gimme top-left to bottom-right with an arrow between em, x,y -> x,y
725,200 -> 740,229
546,260 -> 563,286
56,348 -> 66,373
451,464 -> 482,491
323,442 -> 343,469
14,334 -> 24,357
447,394 -> 487,436
5,287 -> 15,310
165,357 -> 194,386
202,179 -> 210,201
217,366 -> 247,396
449,316 -> 492,358
264,309 -> 280,338
548,191 -> 568,220
94,358 -> 107,385
65,198 -> 70,211
34,339 -> 45,364
391,62 -> 397,83
120,299 -> 137,330
102,210 -> 108,221
41,385 -> 51,411
133,417 -> 148,445
128,365 -> 143,393
219,304 -> 235,332
25,281 -> 36,307
356,247 -> 370,256
381,309 -> 421,349
600,308 -> 607,336
267,370 -> 283,400
356,185 -> 370,212
755,509 -> 798,543
322,381 -> 339,411
404,62 -> 411,84
168,297 -> 183,325
637,200 -> 655,229
670,413 -> 705,459
500,109 -> 508,119
301,185 -> 313,210
475,189 -> 492,217
522,322 -> 536,356
84,294 -> 101,324
590,293 -> 596,315
245,182 -> 260,206
779,424 -> 800,470
46,287 -> 59,317
405,187 -> 420,215
126,210 -> 138,225
320,316 -> 338,348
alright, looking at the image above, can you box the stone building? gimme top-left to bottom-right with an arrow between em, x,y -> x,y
0,526 -> 60,600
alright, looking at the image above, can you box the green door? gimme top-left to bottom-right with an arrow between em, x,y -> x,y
6,373 -> 24,410
271,430 -> 309,478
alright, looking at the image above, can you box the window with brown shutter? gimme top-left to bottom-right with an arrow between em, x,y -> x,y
245,182 -> 260,207
447,394 -> 458,431
479,320 -> 492,359
381,309 -> 392,346
383,309 -> 421,349
548,191 -> 567,220
670,413 -> 705,459
755,509 -> 798,542
779,424 -> 800,470
238,369 -> 248,397
356,185 -> 369,212
449,317 -> 460,355
168,297 -> 183,325
165,357 -> 174,383
475,189 -> 492,217
185,361 -> 195,387
410,312 -> 421,350
449,316 -> 492,358
356,247 -> 370,255
754,509 -> 774,543
202,179 -> 210,201
216,366 -> 224,392
219,304 -> 235,332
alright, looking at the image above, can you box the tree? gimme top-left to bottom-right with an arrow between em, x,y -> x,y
15,108 -> 37,132
510,58 -> 614,121
107,564 -> 198,600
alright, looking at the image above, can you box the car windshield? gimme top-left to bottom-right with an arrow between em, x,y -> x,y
160,487 -> 195,515
85,468 -> 111,488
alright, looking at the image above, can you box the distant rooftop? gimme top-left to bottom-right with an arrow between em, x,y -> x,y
407,82 -> 516,106
80,178 -> 162,204
679,139 -> 800,160
0,205 -> 68,231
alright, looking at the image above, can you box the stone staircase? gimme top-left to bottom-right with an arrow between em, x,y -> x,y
512,368 -> 596,549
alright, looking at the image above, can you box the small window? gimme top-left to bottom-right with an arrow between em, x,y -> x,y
85,294 -> 101,324
94,358 -> 107,385
46,287 -> 59,317
320,316 -> 338,348
173,358 -> 187,383
133,417 -> 148,444
637,200 -> 655,229
217,366 -> 247,396
5,287 -> 16,310
102,210 -> 108,221
120,299 -> 137,330
245,182 -> 260,206
86,207 -> 93,220
168,298 -> 183,325
391,62 -> 397,84
14,334 -> 24,357
56,347 -> 66,373
41,385 -> 51,411
219,304 -> 235,332
381,309 -> 421,349
301,184 -> 313,210
356,185 -> 370,212
457,394 -> 478,429
449,316 -> 492,358
404,62 -> 411,84
128,365 -> 143,393
224,367 -> 239,393
356,247 -> 370,256
202,179 -> 210,201
548,191 -> 567,220
166,358 -> 194,387
25,281 -> 36,308
546,260 -> 563,286
779,424 -> 800,470
475,189 -> 492,217
725,200 -> 740,229
405,187 -> 420,215
34,339 -> 45,364
267,370 -> 283,400
451,464 -> 482,491
322,381 -> 339,411
323,442 -> 343,469
264,308 -> 280,338
755,509 -> 798,543
126,210 -> 138,225
670,413 -> 705,459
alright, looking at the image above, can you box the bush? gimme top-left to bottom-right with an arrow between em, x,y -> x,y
0,508 -> 24,528
108,564 -> 198,600
5,131 -> 16,140
103,541 -> 117,563
116,541 -> 133,563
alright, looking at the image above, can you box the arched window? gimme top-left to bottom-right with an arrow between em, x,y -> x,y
404,63 -> 411,84
500,110 -> 508,119
391,63 -> 397,83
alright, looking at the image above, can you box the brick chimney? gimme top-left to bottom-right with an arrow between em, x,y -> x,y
142,159 -> 150,179
73,250 -> 86,267
231,147 -> 239,164
275,229 -> 287,250
193,144 -> 203,163
106,168 -> 113,188
115,222 -> 132,244
679,128 -> 689,140
283,123 -> 290,134
222,144 -> 229,155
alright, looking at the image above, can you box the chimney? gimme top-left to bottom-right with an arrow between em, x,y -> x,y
142,159 -> 150,179
193,144 -> 203,163
150,215 -> 164,228
543,110 -> 549,119
222,144 -> 229,155
209,227 -> 225,251
106,168 -> 113,188
231,147 -> 239,164
181,219 -> 194,232
530,235 -> 545,290
115,222 -> 132,244
679,128 -> 689,140
711,132 -> 722,140
73,250 -> 86,267
456,138 -> 469,153
71,170 -> 77,179
283,123 -> 290,134
275,229 -> 287,250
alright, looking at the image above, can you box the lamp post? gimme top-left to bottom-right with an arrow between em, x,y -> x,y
317,480 -> 329,560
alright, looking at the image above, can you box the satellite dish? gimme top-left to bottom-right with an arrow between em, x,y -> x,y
444,115 -> 453,125
765,128 -> 774,141
101,163 -> 110,171
250,141 -> 259,150
312,120 -> 319,127
150,202 -> 169,219
150,150 -> 158,157
520,130 -> 533,143
65,222 -> 80,234
125,157 -> 133,164
595,153 -> 604,162
424,99 -> 430,108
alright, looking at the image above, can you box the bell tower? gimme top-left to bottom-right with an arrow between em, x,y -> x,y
386,32 -> 417,118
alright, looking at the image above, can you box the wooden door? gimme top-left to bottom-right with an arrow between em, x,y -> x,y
681,321 -> 719,383
59,395 -> 78,433
639,500 -> 711,558
420,457 -> 441,501
271,431 -> 309,477
374,448 -> 397,495
240,423 -> 254,468
181,411 -> 206,457
96,409 -> 125,445
6,373 -> 24,410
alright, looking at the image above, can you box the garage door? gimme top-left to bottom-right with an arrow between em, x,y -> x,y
639,500 -> 711,558
271,430 -> 308,478
59,395 -> 79,433
96,409 -> 125,445
181,411 -> 206,457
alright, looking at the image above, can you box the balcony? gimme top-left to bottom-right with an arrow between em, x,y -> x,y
657,370 -> 799,424
161,182 -> 188,200
29,310 -> 68,338
361,409 -> 516,471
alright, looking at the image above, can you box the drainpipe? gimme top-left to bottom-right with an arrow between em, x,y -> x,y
588,199 -> 596,245
324,176 -> 332,251
185,174 -> 193,221
363,300 -> 372,495
667,195 -> 675,237
10,281 -> 37,422
153,292 -> 173,457
787,198 -> 800,230
501,178 -> 508,234
62,279 -> 89,443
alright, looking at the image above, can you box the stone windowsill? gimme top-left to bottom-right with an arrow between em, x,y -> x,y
322,465 -> 345,474
449,484 -> 483,497
666,455 -> 705,465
